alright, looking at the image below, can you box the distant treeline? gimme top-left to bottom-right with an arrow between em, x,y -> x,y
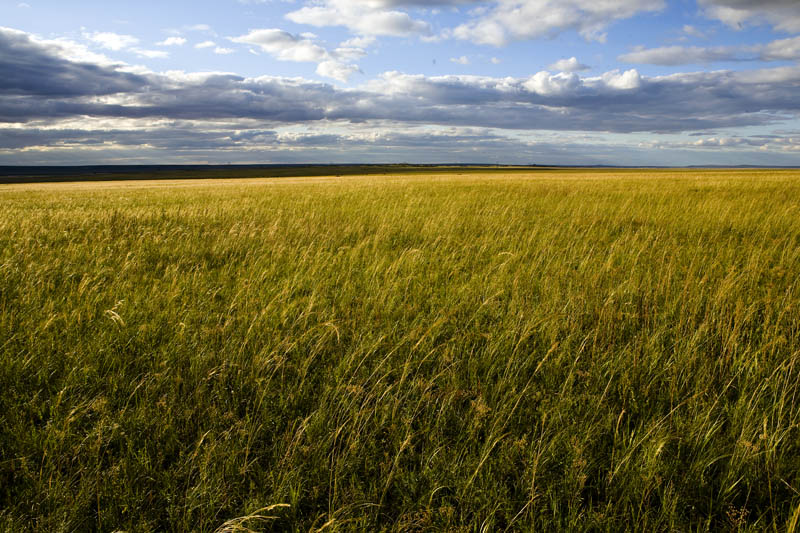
0,164 -> 558,184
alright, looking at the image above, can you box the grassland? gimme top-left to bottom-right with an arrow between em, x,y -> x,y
1,169 -> 800,531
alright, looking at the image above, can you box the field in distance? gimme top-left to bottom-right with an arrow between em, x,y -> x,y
2,169 -> 800,531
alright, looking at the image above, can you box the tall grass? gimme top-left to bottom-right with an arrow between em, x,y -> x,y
1,169 -> 800,531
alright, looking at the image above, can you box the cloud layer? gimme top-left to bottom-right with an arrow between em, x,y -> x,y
2,14 -> 800,165
5,26 -> 800,132
620,36 -> 800,65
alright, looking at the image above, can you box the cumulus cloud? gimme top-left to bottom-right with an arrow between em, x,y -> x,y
620,36 -> 800,65
450,55 -> 470,65
549,57 -> 590,72
700,0 -> 800,33
195,40 -> 216,49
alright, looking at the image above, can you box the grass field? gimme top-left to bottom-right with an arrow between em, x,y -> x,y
2,169 -> 800,531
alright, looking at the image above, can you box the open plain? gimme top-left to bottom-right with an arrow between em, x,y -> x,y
2,169 -> 800,531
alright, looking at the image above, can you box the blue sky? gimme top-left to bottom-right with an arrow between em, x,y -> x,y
2,0 -> 800,165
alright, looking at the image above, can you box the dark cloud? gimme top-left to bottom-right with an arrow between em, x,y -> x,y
0,27 -> 147,97
700,0 -> 800,32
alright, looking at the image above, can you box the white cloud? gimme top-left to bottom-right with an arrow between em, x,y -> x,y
316,60 -> 360,82
214,47 -> 235,55
230,29 -> 359,81
286,0 -> 431,36
85,31 -> 139,51
450,55 -> 470,65
549,57 -> 590,72
282,0 -> 666,46
340,36 -> 377,49
522,71 -> 581,95
491,57 -> 501,64
601,69 -> 642,90
231,29 -> 327,61
157,37 -> 187,46
195,40 -> 216,49
450,0 -> 665,46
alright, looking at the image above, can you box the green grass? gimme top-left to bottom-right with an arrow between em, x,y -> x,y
1,169 -> 800,531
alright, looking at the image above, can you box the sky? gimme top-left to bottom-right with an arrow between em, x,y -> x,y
2,0 -> 800,166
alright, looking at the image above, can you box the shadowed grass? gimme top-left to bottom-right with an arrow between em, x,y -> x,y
1,169 -> 800,531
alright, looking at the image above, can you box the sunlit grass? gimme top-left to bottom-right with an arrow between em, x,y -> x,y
2,169 -> 800,531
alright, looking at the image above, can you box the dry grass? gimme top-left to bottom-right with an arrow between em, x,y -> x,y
1,169 -> 800,531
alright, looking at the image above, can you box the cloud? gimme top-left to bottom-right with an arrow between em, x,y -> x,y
316,60 -> 360,81
281,0 -> 667,46
195,40 -> 216,49
134,49 -> 169,59
682,24 -> 706,38
450,0 -> 665,46
620,36 -> 800,65
0,27 -> 146,97
230,29 -> 359,81
286,0 -> 432,36
700,0 -> 800,33
450,55 -> 470,65
158,37 -> 187,46
643,134 -> 800,153
621,45 -> 739,65
334,36 -> 376,61
85,31 -> 139,51
214,47 -> 235,55
231,29 -> 328,62
4,24 -> 800,158
549,57 -> 590,72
